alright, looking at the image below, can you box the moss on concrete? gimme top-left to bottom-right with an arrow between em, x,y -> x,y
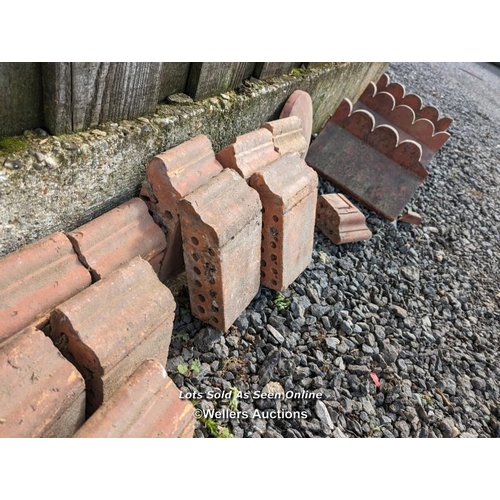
0,136 -> 28,154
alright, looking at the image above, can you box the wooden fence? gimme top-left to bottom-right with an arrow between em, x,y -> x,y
0,62 -> 305,136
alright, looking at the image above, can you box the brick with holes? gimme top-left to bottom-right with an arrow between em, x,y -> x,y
249,153 -> 318,291
140,135 -> 223,281
73,360 -> 194,438
0,326 -> 86,437
67,198 -> 166,282
179,168 -> 262,331
0,232 -> 91,343
263,116 -> 308,158
316,193 -> 372,245
50,257 -> 175,416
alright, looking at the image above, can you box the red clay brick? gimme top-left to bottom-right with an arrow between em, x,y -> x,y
67,198 -> 166,282
250,153 -> 318,291
50,257 -> 175,415
73,360 -> 194,438
263,116 -> 308,158
0,326 -> 85,437
216,128 -> 279,180
179,168 -> 262,331
398,210 -> 422,225
0,232 -> 91,343
279,90 -> 314,158
141,135 -> 223,281
316,194 -> 372,245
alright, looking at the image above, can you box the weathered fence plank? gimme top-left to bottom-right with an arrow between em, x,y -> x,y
253,63 -> 299,79
158,62 -> 191,101
42,63 -> 163,134
42,63 -> 72,135
0,63 -> 43,136
186,62 -> 255,101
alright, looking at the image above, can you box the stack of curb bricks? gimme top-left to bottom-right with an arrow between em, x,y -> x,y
0,77 -> 448,438
0,91 -> 324,438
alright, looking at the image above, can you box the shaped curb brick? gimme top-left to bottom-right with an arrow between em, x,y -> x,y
0,326 -> 86,437
141,135 -> 223,281
306,98 -> 428,221
73,360 -> 194,438
216,128 -> 279,180
357,80 -> 452,166
279,90 -> 314,159
179,168 -> 262,331
250,153 -> 318,291
67,198 -> 167,282
316,194 -> 372,245
50,257 -> 175,416
263,116 -> 308,158
376,74 -> 453,132
0,232 -> 92,343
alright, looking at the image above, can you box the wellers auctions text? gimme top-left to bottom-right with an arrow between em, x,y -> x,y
197,408 -> 309,420
179,390 -> 324,401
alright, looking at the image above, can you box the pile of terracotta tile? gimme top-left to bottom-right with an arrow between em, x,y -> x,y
0,80 -> 452,437
141,96 -> 319,331
306,73 -> 452,230
0,202 -> 194,438
0,91 -> 321,438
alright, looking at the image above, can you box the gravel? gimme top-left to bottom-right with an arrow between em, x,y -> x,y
167,62 -> 500,438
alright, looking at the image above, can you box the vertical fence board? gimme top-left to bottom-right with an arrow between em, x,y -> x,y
254,63 -> 300,79
42,63 -> 163,134
42,63 -> 72,135
158,63 -> 191,101
0,63 -> 43,136
186,62 -> 256,101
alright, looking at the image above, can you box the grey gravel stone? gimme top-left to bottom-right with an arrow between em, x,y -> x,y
315,401 -> 334,430
401,266 -> 420,282
325,337 -> 340,350
193,327 -> 222,352
439,417 -> 456,438
390,305 -> 408,319
267,324 -> 285,344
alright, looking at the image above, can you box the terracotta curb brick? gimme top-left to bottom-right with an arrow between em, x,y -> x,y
140,135 -> 223,281
250,153 -> 318,291
216,128 -> 279,180
50,257 -> 175,416
306,98 -> 428,221
179,168 -> 262,331
0,326 -> 86,437
67,198 -> 167,282
376,74 -> 453,133
279,90 -> 314,158
357,81 -> 452,166
398,210 -> 422,225
316,194 -> 372,245
263,116 -> 308,158
73,360 -> 194,438
0,232 -> 92,343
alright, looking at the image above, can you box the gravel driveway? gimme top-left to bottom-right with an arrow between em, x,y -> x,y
167,62 -> 500,438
